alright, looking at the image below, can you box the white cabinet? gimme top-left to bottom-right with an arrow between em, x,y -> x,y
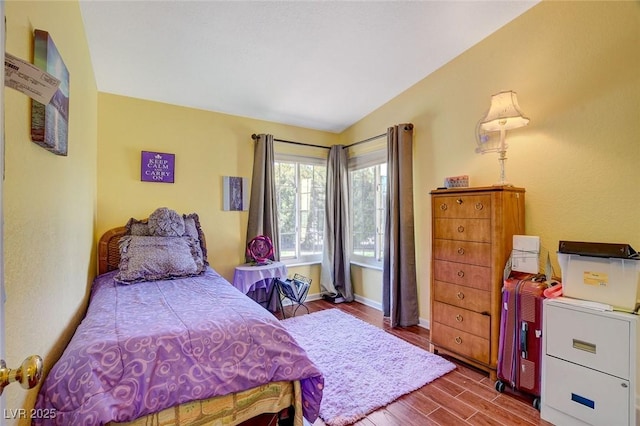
541,299 -> 639,425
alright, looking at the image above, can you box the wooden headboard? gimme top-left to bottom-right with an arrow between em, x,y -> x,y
98,226 -> 128,275
97,223 -> 208,276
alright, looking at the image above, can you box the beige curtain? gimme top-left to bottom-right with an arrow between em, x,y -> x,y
382,124 -> 419,327
245,133 -> 280,262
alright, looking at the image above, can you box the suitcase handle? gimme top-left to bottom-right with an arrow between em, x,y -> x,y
543,283 -> 563,298
520,321 -> 528,358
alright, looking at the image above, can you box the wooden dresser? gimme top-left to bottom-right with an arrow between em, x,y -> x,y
430,186 -> 525,379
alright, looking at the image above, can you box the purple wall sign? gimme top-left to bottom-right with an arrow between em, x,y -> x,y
141,151 -> 175,183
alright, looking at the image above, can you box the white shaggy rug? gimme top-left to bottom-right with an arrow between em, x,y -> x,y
282,309 -> 456,426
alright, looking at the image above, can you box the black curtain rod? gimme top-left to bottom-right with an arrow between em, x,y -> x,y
251,133 -> 387,150
282,138 -> 330,150
345,133 -> 386,149
251,134 -> 329,149
346,124 -> 412,147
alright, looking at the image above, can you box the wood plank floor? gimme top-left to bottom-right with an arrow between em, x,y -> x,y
269,299 -> 554,426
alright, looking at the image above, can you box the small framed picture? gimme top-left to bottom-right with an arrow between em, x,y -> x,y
223,176 -> 249,211
31,30 -> 70,156
141,151 -> 175,183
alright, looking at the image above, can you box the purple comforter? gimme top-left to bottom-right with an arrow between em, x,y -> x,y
34,267 -> 323,425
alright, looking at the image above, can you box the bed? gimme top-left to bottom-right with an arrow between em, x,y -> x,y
34,209 -> 324,426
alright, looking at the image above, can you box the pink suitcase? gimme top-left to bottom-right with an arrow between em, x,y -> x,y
496,272 -> 547,410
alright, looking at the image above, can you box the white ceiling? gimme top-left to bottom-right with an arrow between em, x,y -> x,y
79,1 -> 538,133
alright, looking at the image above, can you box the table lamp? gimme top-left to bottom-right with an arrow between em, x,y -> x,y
477,90 -> 529,186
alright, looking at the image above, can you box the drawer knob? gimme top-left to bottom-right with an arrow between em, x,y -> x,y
456,292 -> 465,300
440,203 -> 448,211
457,225 -> 465,233
475,203 -> 484,211
455,314 -> 463,322
457,270 -> 465,278
457,247 -> 465,255
456,198 -> 463,205
455,336 -> 462,345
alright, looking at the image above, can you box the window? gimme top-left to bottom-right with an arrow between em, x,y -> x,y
274,155 -> 326,263
349,151 -> 386,267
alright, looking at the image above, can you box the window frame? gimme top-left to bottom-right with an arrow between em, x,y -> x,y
348,150 -> 387,269
274,153 -> 327,266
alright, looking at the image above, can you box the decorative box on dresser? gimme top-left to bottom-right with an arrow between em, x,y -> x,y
429,186 -> 525,380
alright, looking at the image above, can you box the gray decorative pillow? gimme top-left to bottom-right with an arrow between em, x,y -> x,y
183,213 -> 208,265
148,207 -> 185,237
115,236 -> 205,284
125,217 -> 151,236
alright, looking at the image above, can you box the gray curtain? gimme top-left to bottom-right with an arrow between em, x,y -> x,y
320,145 -> 353,302
245,133 -> 280,262
383,123 -> 418,327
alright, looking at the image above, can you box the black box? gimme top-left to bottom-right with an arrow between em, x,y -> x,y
558,241 -> 638,259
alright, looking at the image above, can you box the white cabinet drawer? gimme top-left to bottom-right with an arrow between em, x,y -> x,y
545,355 -> 630,426
545,302 -> 630,378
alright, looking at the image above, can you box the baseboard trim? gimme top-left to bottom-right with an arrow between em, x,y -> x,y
352,295 -> 430,330
353,294 -> 382,311
418,317 -> 430,330
303,293 -> 431,330
306,293 -> 322,302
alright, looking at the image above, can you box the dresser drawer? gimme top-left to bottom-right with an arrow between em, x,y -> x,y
544,355 -> 629,426
433,239 -> 491,267
432,301 -> 490,338
433,260 -> 491,291
432,322 -> 490,364
433,281 -> 490,313
433,194 -> 491,219
433,218 -> 491,243
545,302 -> 630,379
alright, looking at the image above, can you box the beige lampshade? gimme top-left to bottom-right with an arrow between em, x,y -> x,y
480,91 -> 529,132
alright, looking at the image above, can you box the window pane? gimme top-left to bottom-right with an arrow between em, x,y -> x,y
299,163 -> 326,257
279,232 -> 296,259
349,160 -> 387,264
275,162 -> 296,259
376,164 -> 387,261
275,159 -> 326,261
351,166 -> 377,257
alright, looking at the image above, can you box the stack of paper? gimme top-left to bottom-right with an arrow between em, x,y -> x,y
512,235 -> 540,274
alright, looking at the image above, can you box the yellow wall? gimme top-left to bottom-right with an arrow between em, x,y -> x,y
4,0 -> 97,420
342,1 -> 640,323
97,94 -> 338,286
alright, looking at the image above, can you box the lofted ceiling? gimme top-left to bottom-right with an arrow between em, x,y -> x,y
79,0 -> 538,133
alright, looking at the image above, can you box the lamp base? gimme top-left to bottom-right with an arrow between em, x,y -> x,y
495,149 -> 511,187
